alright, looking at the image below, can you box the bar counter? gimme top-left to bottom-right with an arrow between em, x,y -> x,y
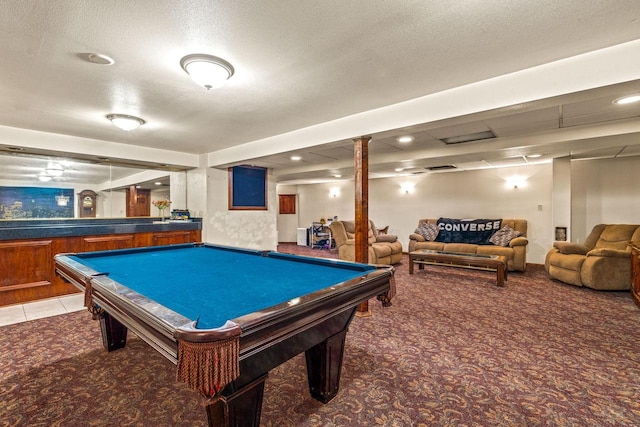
0,217 -> 202,306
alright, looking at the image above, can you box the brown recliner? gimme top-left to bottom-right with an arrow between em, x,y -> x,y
329,219 -> 403,265
545,224 -> 640,290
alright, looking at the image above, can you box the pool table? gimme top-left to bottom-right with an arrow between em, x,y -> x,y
54,243 -> 394,427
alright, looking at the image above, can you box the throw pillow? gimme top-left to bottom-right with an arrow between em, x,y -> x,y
489,225 -> 521,247
415,223 -> 439,241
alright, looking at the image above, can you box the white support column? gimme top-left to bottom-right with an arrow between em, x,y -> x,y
552,157 -> 572,241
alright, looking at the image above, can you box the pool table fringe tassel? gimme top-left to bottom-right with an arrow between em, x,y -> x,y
176,336 -> 240,399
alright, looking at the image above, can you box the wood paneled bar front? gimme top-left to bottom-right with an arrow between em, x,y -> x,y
0,218 -> 202,307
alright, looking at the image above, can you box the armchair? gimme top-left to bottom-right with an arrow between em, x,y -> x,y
329,219 -> 403,265
545,224 -> 640,290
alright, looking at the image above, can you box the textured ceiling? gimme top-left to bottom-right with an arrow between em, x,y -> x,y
0,1 -> 640,185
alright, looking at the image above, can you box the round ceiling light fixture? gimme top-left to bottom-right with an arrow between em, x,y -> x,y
45,162 -> 64,177
180,54 -> 234,90
106,114 -> 146,131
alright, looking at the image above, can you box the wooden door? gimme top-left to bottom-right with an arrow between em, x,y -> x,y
126,186 -> 151,217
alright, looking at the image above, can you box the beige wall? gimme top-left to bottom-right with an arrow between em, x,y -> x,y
277,157 -> 640,265
203,168 -> 279,250
571,156 -> 640,243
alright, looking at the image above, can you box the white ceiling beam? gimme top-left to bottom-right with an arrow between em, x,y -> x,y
208,39 -> 640,168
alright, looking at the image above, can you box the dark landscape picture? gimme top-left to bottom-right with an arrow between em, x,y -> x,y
0,186 -> 74,219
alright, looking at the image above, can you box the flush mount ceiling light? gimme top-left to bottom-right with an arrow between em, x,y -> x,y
180,54 -> 234,90
613,95 -> 640,105
106,114 -> 145,131
46,163 -> 64,177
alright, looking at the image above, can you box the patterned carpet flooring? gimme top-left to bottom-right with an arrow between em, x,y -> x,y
2,244 -> 640,426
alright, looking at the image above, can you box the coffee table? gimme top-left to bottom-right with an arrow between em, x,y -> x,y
409,250 -> 508,287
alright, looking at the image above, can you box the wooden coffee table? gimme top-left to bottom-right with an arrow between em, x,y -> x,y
409,250 -> 508,287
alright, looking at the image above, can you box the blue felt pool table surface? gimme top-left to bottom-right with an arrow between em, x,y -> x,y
68,244 -> 376,329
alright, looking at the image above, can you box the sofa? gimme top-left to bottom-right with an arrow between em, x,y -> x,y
329,219 -> 403,265
545,224 -> 640,290
408,218 -> 528,271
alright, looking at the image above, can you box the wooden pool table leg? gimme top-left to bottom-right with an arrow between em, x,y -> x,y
98,311 -> 127,351
305,328 -> 348,403
206,374 -> 267,427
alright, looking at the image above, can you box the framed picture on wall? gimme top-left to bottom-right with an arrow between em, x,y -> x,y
0,186 -> 74,219
228,165 -> 268,210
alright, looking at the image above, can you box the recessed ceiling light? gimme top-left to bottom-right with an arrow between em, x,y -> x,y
106,114 -> 145,131
394,167 -> 405,172
155,182 -> 162,185
290,155 -> 302,161
613,95 -> 640,105
397,136 -> 414,143
180,54 -> 234,90
527,154 -> 542,158
333,174 -> 342,178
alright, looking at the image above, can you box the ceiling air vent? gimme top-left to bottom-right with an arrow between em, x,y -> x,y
440,130 -> 496,145
426,165 -> 457,171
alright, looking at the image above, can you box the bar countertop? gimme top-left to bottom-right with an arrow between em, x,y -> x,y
0,217 -> 202,241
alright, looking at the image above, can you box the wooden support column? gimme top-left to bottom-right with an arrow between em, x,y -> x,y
353,136 -> 371,316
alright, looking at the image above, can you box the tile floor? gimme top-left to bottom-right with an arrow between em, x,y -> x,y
0,293 -> 85,327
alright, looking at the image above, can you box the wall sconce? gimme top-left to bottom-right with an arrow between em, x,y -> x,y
400,183 -> 415,194
329,188 -> 340,198
506,176 -> 526,189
